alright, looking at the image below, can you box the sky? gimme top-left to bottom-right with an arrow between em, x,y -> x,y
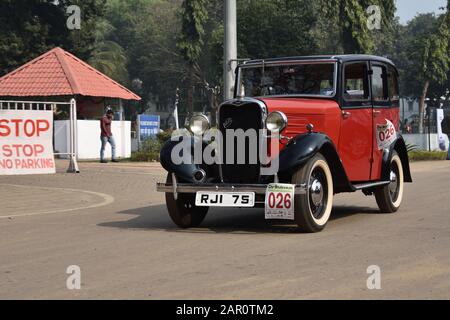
396,0 -> 447,24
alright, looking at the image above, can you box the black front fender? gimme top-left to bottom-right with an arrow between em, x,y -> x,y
381,134 -> 413,183
160,135 -> 219,183
278,133 -> 331,175
278,133 -> 352,192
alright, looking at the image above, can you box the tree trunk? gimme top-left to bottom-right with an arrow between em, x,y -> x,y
419,80 -> 430,134
186,64 -> 195,118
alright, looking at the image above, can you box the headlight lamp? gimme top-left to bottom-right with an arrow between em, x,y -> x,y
265,111 -> 288,133
188,114 -> 210,135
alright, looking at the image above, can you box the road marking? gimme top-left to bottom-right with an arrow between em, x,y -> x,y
0,184 -> 115,219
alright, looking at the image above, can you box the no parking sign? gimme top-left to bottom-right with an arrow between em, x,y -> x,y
0,110 -> 55,175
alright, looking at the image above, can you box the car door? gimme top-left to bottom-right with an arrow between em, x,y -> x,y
370,63 -> 400,180
338,61 -> 373,182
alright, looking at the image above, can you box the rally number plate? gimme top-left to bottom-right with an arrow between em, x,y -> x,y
265,184 -> 295,220
195,192 -> 255,207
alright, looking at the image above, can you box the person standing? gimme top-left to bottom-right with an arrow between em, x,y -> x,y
100,109 -> 119,163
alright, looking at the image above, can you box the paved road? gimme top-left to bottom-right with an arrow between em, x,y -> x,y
0,160 -> 449,299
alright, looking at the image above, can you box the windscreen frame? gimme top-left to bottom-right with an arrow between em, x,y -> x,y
235,60 -> 339,100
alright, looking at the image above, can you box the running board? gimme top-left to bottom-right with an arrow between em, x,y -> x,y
352,181 -> 390,190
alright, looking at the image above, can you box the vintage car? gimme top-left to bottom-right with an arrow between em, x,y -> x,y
156,55 -> 412,232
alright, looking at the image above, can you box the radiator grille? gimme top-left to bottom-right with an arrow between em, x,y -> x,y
219,103 -> 263,183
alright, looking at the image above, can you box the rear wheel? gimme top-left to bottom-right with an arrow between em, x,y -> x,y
165,174 -> 208,228
291,154 -> 334,233
375,151 -> 404,213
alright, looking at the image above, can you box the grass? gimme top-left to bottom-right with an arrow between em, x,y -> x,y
130,151 -> 160,162
130,131 -> 174,162
408,151 -> 448,162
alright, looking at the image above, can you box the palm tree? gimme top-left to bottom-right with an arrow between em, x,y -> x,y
88,40 -> 129,85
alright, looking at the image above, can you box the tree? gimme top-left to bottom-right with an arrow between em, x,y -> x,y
428,69 -> 450,103
177,0 -> 209,116
88,40 -> 129,84
395,5 -> 449,133
0,0 -> 106,76
319,0 -> 396,54
0,0 -> 60,75
237,0 -> 317,58
417,10 -> 449,132
60,0 -> 107,60
103,0 -> 185,115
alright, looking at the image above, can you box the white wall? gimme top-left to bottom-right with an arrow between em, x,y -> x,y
54,121 -> 70,155
55,120 -> 131,160
403,133 -> 449,151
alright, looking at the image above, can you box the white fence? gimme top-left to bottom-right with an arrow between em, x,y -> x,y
55,120 -> 131,160
403,133 -> 449,151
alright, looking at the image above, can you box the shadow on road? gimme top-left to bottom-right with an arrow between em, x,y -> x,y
98,203 -> 380,234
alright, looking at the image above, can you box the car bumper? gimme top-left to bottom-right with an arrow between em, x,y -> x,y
156,183 -> 307,195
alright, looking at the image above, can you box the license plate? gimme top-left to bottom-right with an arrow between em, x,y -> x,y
195,192 -> 255,207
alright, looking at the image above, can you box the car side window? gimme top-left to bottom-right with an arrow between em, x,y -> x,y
371,65 -> 389,101
387,66 -> 399,102
343,63 -> 370,102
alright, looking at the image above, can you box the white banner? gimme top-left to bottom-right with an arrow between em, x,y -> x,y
0,110 -> 55,175
437,109 -> 446,151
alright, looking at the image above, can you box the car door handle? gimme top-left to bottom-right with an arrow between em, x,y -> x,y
342,111 -> 351,119
373,110 -> 381,117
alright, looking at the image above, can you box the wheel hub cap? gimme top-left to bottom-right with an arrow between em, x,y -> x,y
310,179 -> 323,207
389,170 -> 398,194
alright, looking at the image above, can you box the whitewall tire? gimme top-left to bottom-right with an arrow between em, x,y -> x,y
291,154 -> 334,233
375,152 -> 404,213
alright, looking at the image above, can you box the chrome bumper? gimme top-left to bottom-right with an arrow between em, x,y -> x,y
156,183 -> 307,195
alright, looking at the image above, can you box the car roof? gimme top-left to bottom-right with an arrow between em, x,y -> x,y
240,54 -> 396,67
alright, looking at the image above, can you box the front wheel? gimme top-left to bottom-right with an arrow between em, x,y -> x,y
291,154 -> 334,233
165,174 -> 208,228
375,151 -> 404,213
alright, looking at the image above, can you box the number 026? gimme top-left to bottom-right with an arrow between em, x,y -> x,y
379,126 -> 395,142
267,192 -> 292,209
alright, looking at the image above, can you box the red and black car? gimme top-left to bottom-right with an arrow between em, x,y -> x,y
157,55 -> 412,233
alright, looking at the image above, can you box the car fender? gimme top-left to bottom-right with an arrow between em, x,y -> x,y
381,134 -> 413,183
160,135 -> 219,183
278,133 -> 353,193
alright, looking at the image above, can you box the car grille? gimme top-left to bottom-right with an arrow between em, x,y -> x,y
219,102 -> 263,183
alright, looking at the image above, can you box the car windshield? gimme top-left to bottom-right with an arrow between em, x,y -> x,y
238,62 -> 336,98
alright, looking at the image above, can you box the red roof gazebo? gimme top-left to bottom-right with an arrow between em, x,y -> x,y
0,47 -> 141,120
0,47 -> 140,101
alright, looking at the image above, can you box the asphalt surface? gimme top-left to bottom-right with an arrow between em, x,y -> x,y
0,160 -> 449,299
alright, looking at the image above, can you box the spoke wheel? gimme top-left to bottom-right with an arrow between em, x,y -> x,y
292,154 -> 333,233
308,167 -> 329,220
388,162 -> 400,203
375,151 -> 404,213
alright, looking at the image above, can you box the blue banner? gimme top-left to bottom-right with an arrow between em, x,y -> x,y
138,115 -> 160,140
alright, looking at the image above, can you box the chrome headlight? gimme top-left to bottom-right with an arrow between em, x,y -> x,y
189,114 -> 210,135
265,111 -> 288,133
